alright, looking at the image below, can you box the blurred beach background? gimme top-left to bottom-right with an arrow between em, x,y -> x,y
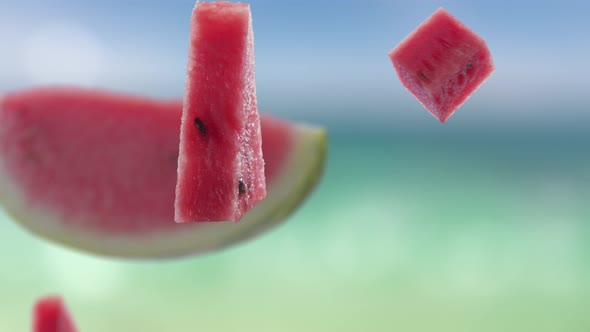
1,0 -> 590,331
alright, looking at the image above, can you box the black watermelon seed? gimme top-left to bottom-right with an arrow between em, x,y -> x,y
466,63 -> 473,70
439,39 -> 451,48
418,72 -> 430,83
238,178 -> 247,195
194,117 -> 206,136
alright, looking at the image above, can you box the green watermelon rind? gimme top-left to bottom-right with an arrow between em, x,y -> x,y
0,121 -> 327,259
206,127 -> 328,253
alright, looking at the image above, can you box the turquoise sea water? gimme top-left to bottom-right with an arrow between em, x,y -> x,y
1,124 -> 589,331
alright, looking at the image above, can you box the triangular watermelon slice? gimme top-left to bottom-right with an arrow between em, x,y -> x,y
32,296 -> 78,332
176,1 -> 266,223
0,88 -> 327,258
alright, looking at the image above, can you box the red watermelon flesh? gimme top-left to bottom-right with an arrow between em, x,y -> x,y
176,1 -> 265,223
0,88 -> 180,234
0,87 -> 327,258
389,7 -> 494,123
33,296 -> 78,332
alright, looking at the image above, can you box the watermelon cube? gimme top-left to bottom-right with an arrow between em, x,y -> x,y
175,1 -> 266,223
389,7 -> 494,122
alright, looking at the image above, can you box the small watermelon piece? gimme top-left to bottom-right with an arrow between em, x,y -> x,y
33,296 -> 78,332
388,7 -> 494,123
176,1 -> 265,223
0,87 -> 327,259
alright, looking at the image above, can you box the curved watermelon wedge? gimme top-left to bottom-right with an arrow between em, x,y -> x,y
0,88 -> 327,259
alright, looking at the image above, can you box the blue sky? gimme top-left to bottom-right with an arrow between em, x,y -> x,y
1,0 -> 589,128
